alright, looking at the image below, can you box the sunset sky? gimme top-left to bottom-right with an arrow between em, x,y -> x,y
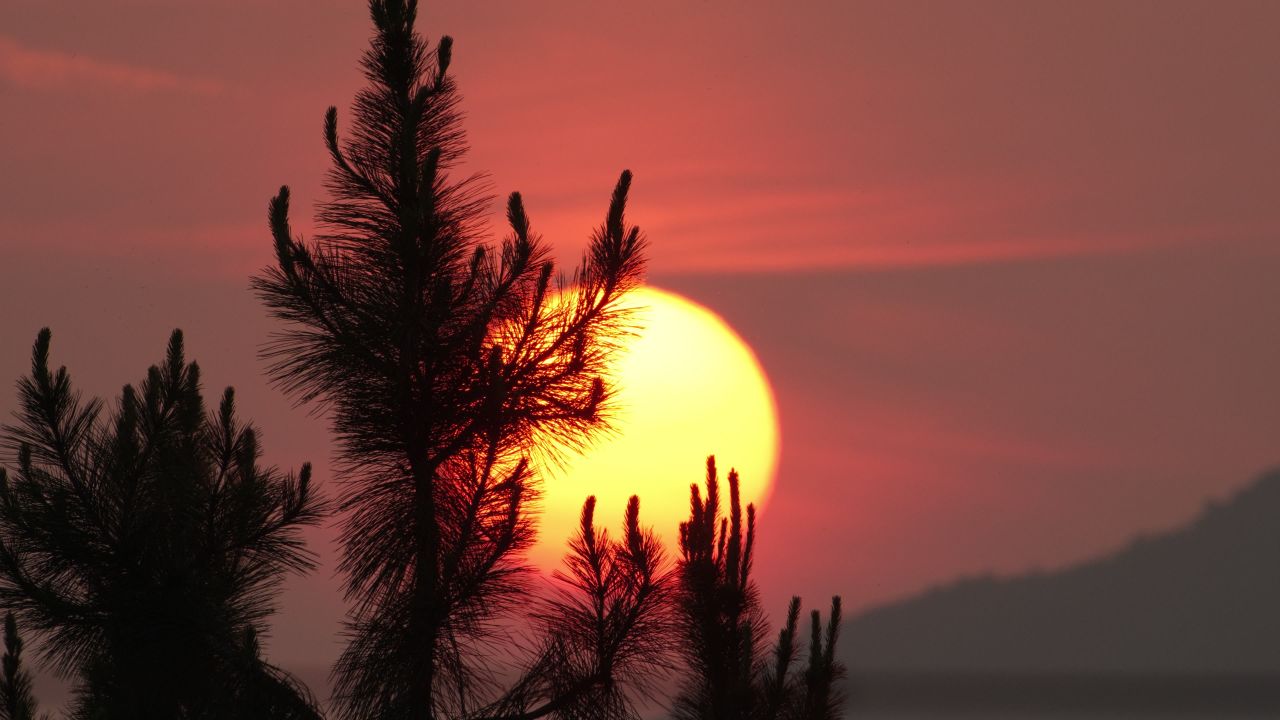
2,0 -> 1278,684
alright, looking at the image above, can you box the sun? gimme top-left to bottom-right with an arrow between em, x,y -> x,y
529,285 -> 780,572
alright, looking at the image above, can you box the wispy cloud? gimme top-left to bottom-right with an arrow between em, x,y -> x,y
0,35 -> 221,95
524,182 -> 1169,274
0,217 -> 263,280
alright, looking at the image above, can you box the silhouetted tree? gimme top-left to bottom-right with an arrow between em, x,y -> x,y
492,496 -> 674,720
0,613 -> 39,720
675,457 -> 766,720
0,329 -> 325,719
674,457 -> 844,720
795,599 -> 843,720
252,1 -> 650,717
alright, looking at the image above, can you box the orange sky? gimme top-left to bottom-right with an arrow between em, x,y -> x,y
1,0 -> 1279,690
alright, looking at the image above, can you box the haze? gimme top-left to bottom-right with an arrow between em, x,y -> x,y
1,0 -> 1277,683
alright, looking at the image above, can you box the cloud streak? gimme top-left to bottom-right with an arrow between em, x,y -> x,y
519,184 -> 1177,273
0,35 -> 220,94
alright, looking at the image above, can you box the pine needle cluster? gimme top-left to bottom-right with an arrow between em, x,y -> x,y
675,457 -> 844,720
494,496 -> 674,720
0,330 -> 325,718
0,613 -> 41,720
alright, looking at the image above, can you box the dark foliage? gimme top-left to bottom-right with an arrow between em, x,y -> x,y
484,496 -> 674,720
0,613 -> 40,720
0,329 -> 325,719
675,457 -> 767,720
252,0 -> 651,717
674,457 -> 844,720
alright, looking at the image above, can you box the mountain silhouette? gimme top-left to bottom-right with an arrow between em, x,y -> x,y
844,469 -> 1280,676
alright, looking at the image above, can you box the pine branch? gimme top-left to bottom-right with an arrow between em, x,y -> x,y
0,612 -> 38,720
255,3 -> 653,717
0,330 -> 326,715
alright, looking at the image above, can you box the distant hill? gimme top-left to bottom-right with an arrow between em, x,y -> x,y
844,469 -> 1280,675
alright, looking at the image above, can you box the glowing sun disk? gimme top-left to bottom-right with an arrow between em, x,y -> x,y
531,286 -> 780,571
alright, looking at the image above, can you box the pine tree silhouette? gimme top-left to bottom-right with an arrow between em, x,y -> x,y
0,613 -> 40,720
674,457 -> 844,720
252,1 -> 653,718
795,599 -> 842,720
675,457 -> 766,720
0,330 -> 325,719
495,496 -> 673,720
